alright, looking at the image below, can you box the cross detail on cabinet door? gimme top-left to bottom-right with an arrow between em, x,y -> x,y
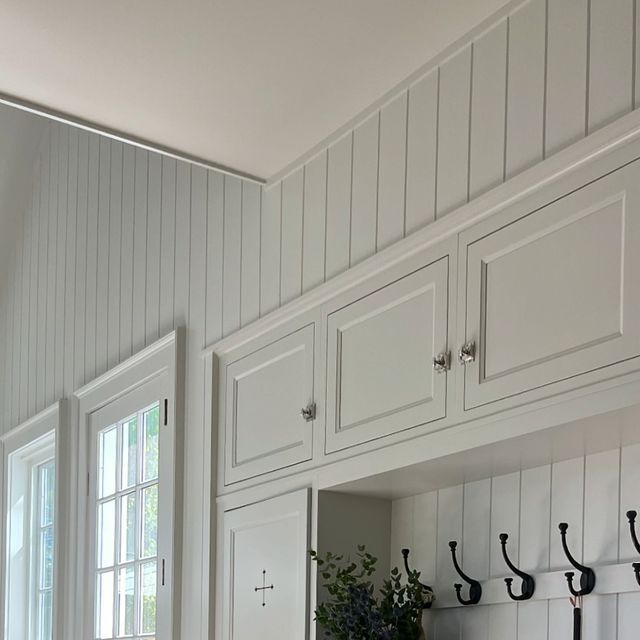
254,569 -> 274,607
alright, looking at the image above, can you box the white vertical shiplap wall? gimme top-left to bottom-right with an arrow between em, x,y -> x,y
390,445 -> 640,640
0,122 -> 267,640
267,0 -> 640,272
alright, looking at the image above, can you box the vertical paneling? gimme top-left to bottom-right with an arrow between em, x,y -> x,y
377,92 -> 408,250
205,172 -> 224,346
19,188 -> 30,421
222,176 -> 242,336
490,472 -> 520,578
55,125 -> 68,398
74,131 -> 88,388
436,46 -> 472,216
159,157 -> 177,337
145,152 -> 162,345
436,485 -> 463,591
405,71 -> 438,234
350,114 -> 379,265
132,148 -> 148,354
390,497 -> 414,571
469,20 -> 507,199
620,444 -> 640,560
96,137 -> 111,376
505,0 -> 546,178
588,0 -> 634,131
520,465 -> 551,572
173,162 -> 191,328
259,183 -> 281,315
45,124 -> 58,406
280,168 -> 304,304
545,0 -> 589,155
107,142 -> 123,370
462,479 -> 491,580
413,491 -> 438,585
240,181 -> 261,325
64,128 -> 78,391
84,133 -> 99,383
301,151 -> 327,293
325,133 -> 352,279
119,145 -> 135,362
550,458 -> 584,570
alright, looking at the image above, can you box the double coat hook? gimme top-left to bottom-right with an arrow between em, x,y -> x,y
626,510 -> 640,586
448,541 -> 482,605
558,523 -> 596,596
499,533 -> 535,600
401,548 -> 435,608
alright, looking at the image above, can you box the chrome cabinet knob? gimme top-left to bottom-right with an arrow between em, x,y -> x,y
433,351 -> 450,373
458,341 -> 476,365
301,403 -> 316,422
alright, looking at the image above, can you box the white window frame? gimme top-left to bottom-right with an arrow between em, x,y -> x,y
71,331 -> 183,640
0,401 -> 67,640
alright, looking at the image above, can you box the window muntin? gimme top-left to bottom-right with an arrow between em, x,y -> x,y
94,403 -> 160,640
34,459 -> 55,640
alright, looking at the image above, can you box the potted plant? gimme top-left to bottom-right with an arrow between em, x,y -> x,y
310,545 -> 435,640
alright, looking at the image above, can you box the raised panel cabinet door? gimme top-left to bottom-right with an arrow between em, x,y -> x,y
223,324 -> 315,484
221,489 -> 310,640
462,158 -> 640,410
325,257 -> 449,453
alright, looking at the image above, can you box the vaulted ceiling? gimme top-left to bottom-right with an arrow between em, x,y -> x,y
1,0 -> 510,180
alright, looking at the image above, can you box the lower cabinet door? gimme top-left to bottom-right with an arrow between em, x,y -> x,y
325,256 -> 449,453
221,489 -> 310,640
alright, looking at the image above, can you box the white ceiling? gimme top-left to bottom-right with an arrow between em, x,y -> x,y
1,0 -> 509,180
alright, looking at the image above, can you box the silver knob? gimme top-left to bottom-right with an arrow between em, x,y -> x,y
433,351 -> 450,373
458,341 -> 476,365
301,403 -> 316,422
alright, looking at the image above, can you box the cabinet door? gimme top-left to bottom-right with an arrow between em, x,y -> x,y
325,257 -> 449,453
221,489 -> 310,640
462,159 -> 640,410
222,324 -> 315,484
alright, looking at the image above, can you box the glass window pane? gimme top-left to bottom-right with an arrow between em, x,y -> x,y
96,570 -> 114,639
142,406 -> 159,482
119,492 -> 136,564
40,527 -> 54,589
141,485 -> 158,559
120,417 -> 138,490
39,460 -> 55,527
98,427 -> 117,498
97,499 -> 116,568
117,566 -> 135,637
38,590 -> 53,640
140,561 -> 157,634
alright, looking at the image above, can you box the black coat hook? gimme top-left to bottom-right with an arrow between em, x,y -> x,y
401,548 -> 435,608
448,541 -> 482,605
558,523 -> 596,596
498,533 -> 535,601
626,510 -> 640,586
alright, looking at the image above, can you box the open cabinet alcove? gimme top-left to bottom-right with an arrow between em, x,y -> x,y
315,403 -> 640,639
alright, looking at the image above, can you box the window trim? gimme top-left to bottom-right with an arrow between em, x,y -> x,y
71,330 -> 183,640
0,401 -> 66,640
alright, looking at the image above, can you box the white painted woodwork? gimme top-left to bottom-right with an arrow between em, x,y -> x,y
325,257 -> 449,453
221,489 -> 310,640
221,322 -> 316,484
462,158 -> 640,411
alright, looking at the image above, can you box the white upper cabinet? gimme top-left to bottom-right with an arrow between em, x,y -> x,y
220,489 -> 310,640
219,318 -> 317,484
460,158 -> 640,411
325,256 -> 449,452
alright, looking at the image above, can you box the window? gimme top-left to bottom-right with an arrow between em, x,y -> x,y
76,332 -> 180,640
2,405 -> 60,640
94,404 -> 160,640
